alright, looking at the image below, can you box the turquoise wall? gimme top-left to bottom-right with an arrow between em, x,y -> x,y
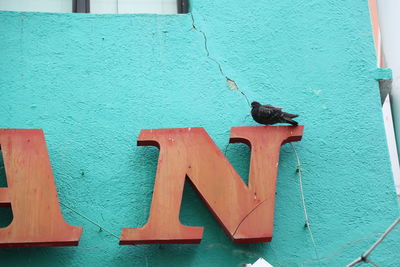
0,0 -> 399,266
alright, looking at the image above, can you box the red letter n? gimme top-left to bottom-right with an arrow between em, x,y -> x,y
0,129 -> 82,247
120,126 -> 303,244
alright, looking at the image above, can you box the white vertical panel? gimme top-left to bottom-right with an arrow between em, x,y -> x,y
382,95 -> 400,200
377,0 -> 400,152
0,0 -> 71,13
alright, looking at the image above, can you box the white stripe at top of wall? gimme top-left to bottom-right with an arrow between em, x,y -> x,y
90,0 -> 178,14
0,0 -> 72,13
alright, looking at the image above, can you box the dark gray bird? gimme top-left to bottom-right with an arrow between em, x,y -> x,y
251,101 -> 299,126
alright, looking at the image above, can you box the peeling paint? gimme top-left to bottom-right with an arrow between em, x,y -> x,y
226,78 -> 238,90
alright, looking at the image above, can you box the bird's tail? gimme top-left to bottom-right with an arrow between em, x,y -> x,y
284,112 -> 299,118
284,118 -> 298,126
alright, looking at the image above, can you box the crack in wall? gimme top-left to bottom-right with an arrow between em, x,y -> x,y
190,13 -> 251,107
189,13 -> 262,240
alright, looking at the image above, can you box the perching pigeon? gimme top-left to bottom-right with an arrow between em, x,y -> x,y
251,101 -> 299,126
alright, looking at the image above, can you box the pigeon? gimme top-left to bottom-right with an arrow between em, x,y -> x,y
251,101 -> 299,126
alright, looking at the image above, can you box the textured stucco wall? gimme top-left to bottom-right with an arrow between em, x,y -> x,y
0,0 -> 399,266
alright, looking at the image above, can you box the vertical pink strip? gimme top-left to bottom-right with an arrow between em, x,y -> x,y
368,0 -> 384,67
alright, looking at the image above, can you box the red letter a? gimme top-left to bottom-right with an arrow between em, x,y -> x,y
0,129 -> 82,247
120,126 -> 303,244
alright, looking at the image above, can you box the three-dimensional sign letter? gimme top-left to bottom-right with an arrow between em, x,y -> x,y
0,129 -> 82,247
120,126 -> 303,244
